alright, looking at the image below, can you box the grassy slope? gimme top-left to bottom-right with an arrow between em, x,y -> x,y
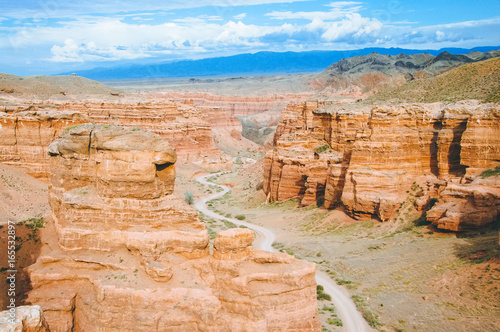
368,56 -> 500,103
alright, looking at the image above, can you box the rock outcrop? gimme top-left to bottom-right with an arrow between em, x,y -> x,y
426,176 -> 500,231
27,125 -> 320,331
0,100 -> 232,179
263,101 -> 500,230
0,305 -> 50,332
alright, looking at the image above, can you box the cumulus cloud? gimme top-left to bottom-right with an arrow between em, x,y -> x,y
265,4 -> 382,44
321,13 -> 383,41
41,17 -> 282,62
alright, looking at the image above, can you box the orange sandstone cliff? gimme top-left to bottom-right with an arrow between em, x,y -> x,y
26,124 -> 321,331
263,101 -> 500,231
0,100 -> 231,179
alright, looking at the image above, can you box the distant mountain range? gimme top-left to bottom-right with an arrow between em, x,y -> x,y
319,49 -> 500,78
61,46 -> 500,80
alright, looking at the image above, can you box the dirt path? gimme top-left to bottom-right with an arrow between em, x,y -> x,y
195,172 -> 373,332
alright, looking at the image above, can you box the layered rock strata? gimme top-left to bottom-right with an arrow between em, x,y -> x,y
263,101 -> 500,230
27,125 -> 320,331
0,100 -> 231,179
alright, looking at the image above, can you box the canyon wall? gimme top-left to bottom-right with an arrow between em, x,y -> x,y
26,125 -> 321,331
263,101 -> 500,230
148,92 -> 312,143
0,100 -> 231,179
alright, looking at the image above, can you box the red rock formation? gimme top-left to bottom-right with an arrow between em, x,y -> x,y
27,125 -> 321,331
263,101 -> 500,228
0,100 -> 232,179
152,91 -> 309,121
0,110 -> 85,179
426,176 -> 500,231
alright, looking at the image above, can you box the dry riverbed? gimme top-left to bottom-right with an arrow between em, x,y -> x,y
177,159 -> 500,332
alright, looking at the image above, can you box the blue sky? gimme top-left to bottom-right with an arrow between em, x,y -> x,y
1,0 -> 499,75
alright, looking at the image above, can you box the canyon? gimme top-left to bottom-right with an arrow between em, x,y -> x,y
263,101 -> 500,231
23,124 -> 321,331
1,51 -> 499,332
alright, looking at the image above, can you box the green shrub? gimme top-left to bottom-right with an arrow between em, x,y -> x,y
315,144 -> 331,154
184,191 -> 194,205
481,166 -> 500,178
317,285 -> 332,301
235,215 -> 246,220
327,317 -> 343,326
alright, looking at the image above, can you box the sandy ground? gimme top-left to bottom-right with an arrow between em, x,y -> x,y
0,165 -> 50,225
0,164 -> 51,310
195,172 -> 373,332
177,156 -> 500,332
102,74 -> 315,96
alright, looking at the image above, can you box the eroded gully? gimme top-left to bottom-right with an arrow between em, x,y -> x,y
195,172 -> 373,332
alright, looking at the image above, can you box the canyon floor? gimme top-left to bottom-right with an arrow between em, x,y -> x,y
176,156 -> 500,332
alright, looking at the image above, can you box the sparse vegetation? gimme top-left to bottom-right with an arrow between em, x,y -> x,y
480,166 -> 500,178
65,123 -> 94,131
351,295 -> 382,328
184,191 -> 194,205
368,57 -> 500,103
235,215 -> 246,220
315,144 -> 331,154
319,305 -> 343,327
316,285 -> 332,301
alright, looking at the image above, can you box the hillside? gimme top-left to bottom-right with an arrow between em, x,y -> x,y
368,56 -> 500,103
310,49 -> 500,96
0,73 -> 123,100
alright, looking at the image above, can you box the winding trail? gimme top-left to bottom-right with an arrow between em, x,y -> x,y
195,172 -> 372,332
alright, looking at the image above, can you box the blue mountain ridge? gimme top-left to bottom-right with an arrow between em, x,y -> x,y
61,46 -> 500,80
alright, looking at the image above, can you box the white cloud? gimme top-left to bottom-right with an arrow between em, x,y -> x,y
321,13 -> 382,41
233,13 -> 247,20
1,0 -> 312,19
266,10 -> 345,20
266,0 -> 361,20
36,17 -> 281,62
2,1 -> 500,69
50,39 -> 153,62
435,30 -> 445,41
326,1 -> 362,8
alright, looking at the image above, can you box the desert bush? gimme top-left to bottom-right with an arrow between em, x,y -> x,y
184,191 -> 194,205
315,144 -> 331,154
235,215 -> 246,220
316,285 -> 332,301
